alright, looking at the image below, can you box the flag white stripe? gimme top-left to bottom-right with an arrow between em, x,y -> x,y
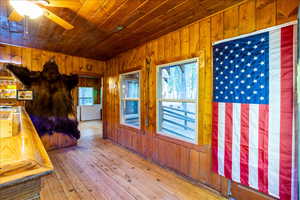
268,29 -> 281,198
218,103 -> 226,176
291,24 -> 297,200
232,103 -> 241,182
248,104 -> 259,189
291,96 -> 296,200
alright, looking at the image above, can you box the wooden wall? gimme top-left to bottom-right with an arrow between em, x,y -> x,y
103,0 -> 299,199
0,43 -> 106,106
0,43 -> 106,75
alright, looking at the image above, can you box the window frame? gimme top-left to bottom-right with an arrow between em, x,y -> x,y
156,58 -> 199,144
119,70 -> 141,129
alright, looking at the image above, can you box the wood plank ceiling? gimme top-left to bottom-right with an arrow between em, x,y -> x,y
0,0 -> 245,60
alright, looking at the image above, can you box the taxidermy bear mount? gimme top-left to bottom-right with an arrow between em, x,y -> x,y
5,59 -> 80,140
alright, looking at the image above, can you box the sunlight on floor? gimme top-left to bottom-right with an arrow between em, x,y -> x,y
78,120 -> 103,139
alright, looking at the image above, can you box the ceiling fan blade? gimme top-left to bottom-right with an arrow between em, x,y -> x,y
8,10 -> 24,22
43,8 -> 74,30
44,0 -> 82,8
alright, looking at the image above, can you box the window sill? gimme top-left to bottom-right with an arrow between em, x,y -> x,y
155,133 -> 209,153
119,123 -> 141,133
157,131 -> 195,144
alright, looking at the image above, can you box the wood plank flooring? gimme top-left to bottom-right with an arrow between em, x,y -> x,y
40,121 -> 224,200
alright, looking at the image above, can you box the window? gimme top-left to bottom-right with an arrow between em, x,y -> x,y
79,87 -> 94,106
157,58 -> 198,143
120,71 -> 140,128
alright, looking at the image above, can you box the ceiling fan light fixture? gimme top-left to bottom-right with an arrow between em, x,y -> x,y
10,0 -> 44,19
36,0 -> 50,5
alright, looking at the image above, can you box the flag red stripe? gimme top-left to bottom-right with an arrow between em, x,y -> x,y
258,104 -> 269,193
263,105 -> 269,196
212,102 -> 219,173
279,25 -> 294,200
240,104 -> 249,186
225,103 -> 233,179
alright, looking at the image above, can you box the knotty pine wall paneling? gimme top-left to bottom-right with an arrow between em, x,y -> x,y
0,44 -> 106,107
0,44 -> 106,74
103,0 -> 298,199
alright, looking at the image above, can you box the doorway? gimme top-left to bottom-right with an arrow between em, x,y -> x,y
78,87 -> 101,121
76,76 -> 102,122
76,76 -> 103,139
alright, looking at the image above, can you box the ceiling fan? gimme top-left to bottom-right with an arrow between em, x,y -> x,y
8,0 -> 82,30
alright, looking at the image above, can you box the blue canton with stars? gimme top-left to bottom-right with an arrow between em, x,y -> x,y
213,32 -> 269,104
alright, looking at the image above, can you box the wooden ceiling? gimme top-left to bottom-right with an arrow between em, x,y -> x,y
0,0 -> 245,60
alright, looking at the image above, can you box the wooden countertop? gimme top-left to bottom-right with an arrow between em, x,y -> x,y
0,106 -> 53,188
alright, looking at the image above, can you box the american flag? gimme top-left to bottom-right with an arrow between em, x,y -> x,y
212,24 -> 297,199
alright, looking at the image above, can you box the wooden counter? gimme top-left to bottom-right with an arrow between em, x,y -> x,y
0,106 -> 53,200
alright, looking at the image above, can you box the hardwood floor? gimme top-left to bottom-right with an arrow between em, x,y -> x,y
40,121 -> 224,200
78,120 -> 103,139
